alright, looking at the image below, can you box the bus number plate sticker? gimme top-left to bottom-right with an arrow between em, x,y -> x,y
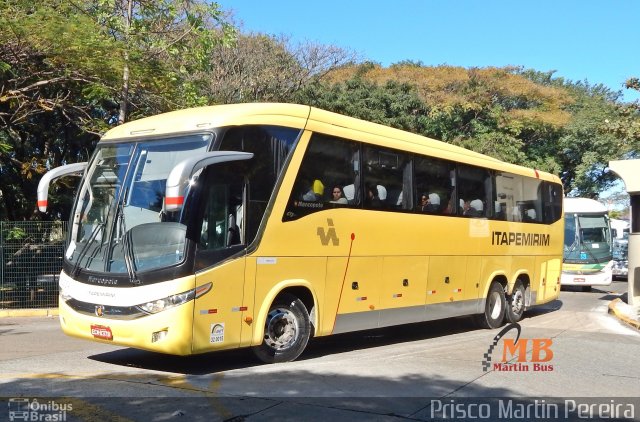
210,323 -> 225,343
574,278 -> 585,283
90,325 -> 113,340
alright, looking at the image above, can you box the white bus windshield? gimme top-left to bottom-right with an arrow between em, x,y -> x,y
564,213 -> 613,264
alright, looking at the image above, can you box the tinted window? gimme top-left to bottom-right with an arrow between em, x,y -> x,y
285,134 -> 359,221
414,156 -> 454,214
458,165 -> 492,218
219,125 -> 300,239
363,145 -> 412,211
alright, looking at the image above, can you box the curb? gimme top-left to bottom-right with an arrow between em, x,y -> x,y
0,308 -> 59,318
608,298 -> 640,330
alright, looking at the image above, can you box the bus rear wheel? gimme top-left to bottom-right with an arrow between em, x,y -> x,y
253,293 -> 311,363
476,282 -> 506,329
505,280 -> 526,323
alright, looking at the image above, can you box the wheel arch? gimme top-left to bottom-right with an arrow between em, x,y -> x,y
482,272 -> 508,297
251,280 -> 318,346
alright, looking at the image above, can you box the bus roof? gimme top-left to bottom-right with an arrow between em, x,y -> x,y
563,197 -> 608,214
100,103 -> 560,184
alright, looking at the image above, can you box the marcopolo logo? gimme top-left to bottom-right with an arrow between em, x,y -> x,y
482,323 -> 554,372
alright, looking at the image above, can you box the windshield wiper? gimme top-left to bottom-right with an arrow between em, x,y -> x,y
71,222 -> 105,277
116,199 -> 140,284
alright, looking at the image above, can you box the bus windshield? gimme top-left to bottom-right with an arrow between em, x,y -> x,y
66,134 -> 211,274
564,213 -> 613,264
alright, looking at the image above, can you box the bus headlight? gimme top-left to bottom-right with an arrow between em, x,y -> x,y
59,277 -> 72,302
59,288 -> 72,302
136,282 -> 212,314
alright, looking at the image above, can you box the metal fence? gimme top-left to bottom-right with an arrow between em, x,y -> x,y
1,221 -> 67,309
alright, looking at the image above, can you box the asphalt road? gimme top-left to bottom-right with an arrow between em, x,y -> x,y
0,280 -> 638,421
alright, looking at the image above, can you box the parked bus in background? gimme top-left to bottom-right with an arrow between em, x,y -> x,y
37,103 -> 564,363
561,197 -> 613,291
611,218 -> 630,280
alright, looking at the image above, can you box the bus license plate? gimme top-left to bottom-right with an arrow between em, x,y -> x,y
91,324 -> 113,340
573,277 -> 585,283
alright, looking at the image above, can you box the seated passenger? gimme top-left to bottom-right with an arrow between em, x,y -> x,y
426,193 -> 440,213
417,193 -> 440,213
330,185 -> 348,204
366,184 -> 382,208
464,199 -> 484,217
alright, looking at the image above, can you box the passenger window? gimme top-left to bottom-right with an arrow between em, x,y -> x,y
414,156 -> 454,214
363,145 -> 412,211
219,125 -> 300,239
496,172 -> 523,222
543,181 -> 563,224
284,134 -> 358,221
458,165 -> 492,218
522,177 -> 544,223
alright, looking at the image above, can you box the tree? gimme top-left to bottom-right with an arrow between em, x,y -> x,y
82,0 -> 236,121
0,0 -> 104,219
0,0 -> 236,220
203,34 -> 356,103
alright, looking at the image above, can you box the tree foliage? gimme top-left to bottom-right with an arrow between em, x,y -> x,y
298,63 -> 639,196
202,34 -> 356,103
0,0 -> 236,220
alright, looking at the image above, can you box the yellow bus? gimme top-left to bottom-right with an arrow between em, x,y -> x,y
37,103 -> 564,363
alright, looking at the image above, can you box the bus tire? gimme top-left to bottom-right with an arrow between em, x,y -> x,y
476,282 -> 506,329
505,280 -> 526,323
253,293 -> 311,364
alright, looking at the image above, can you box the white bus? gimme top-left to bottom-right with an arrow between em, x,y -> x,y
561,197 -> 613,290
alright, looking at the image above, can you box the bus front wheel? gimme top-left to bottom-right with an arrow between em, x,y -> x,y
253,293 -> 311,364
505,280 -> 526,323
476,282 -> 506,329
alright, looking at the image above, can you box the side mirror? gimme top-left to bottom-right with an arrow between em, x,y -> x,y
37,162 -> 88,212
164,151 -> 253,212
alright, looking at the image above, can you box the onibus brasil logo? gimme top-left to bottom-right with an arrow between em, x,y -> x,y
8,398 -> 72,421
482,322 -> 554,372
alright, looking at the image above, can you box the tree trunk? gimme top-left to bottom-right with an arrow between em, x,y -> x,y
118,0 -> 133,125
118,54 -> 129,125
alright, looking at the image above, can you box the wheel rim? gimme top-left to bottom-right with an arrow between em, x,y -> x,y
488,291 -> 502,320
264,307 -> 299,350
511,288 -> 524,316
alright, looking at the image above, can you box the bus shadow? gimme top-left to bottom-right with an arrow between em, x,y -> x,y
522,298 -> 563,318
300,317 -> 479,361
88,318 -> 477,374
88,306 -> 561,374
88,346 -> 261,374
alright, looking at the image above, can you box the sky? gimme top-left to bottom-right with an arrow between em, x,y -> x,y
222,0 -> 640,102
